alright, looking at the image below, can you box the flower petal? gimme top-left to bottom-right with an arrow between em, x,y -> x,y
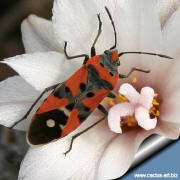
0,76 -> 39,130
115,0 -> 171,89
119,83 -> 140,104
139,86 -> 154,109
52,0 -> 116,55
160,55 -> 180,96
155,120 -> 180,140
108,102 -> 134,133
160,89 -> 180,124
3,52 -> 82,91
19,109 -> 116,180
98,121 -> 179,180
115,0 -> 162,53
158,0 -> 180,28
21,15 -> 63,53
97,130 -> 153,179
163,10 -> 180,58
135,106 -> 157,130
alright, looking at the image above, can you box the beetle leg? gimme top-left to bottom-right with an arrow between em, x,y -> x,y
64,41 -> 89,65
64,104 -> 107,155
9,83 -> 62,129
119,67 -> 150,78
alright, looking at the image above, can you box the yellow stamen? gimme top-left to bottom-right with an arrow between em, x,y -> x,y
132,76 -> 137,83
103,98 -> 115,105
127,122 -> 132,126
99,121 -> 104,125
156,110 -> 160,117
126,115 -> 136,127
116,94 -> 127,102
154,93 -> 158,97
104,98 -> 110,103
149,107 -> 156,114
153,99 -> 159,106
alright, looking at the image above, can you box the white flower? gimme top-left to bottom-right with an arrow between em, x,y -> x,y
108,84 -> 157,133
0,0 -> 180,180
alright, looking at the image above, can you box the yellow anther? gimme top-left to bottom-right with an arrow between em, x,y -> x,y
127,122 -> 132,126
116,94 -> 127,102
132,77 -> 137,83
156,110 -> 160,117
153,99 -> 159,106
126,115 -> 136,127
154,93 -> 158,97
99,121 -> 104,125
104,98 -> 115,105
149,107 -> 156,114
104,98 -> 110,103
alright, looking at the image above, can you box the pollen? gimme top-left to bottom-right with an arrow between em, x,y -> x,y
116,94 -> 127,102
104,98 -> 115,105
153,99 -> 160,106
132,76 -> 137,83
149,107 -> 156,114
149,92 -> 161,119
120,115 -> 137,127
126,115 -> 136,126
156,110 -> 160,117
99,120 -> 104,125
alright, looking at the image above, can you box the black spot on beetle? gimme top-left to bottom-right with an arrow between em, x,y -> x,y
84,106 -> 90,111
109,72 -> 114,76
65,86 -> 70,93
66,103 -> 74,111
53,90 -> 62,98
86,92 -> 94,97
78,114 -> 87,122
100,63 -> 104,67
80,83 -> 86,91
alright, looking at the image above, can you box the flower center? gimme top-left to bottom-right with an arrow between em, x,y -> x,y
149,94 -> 160,118
104,77 -> 161,133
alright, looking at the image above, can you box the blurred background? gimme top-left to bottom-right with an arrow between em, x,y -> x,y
0,0 -> 53,179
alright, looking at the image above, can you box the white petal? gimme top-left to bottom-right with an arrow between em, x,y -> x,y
155,120 -> 180,139
117,53 -> 172,96
135,106 -> 157,130
3,51 -> 82,91
160,89 -> 180,124
116,0 -> 169,86
97,130 -> 153,179
163,11 -> 180,58
0,76 -> 39,130
139,87 -> 154,109
52,0 -> 116,55
19,109 -> 116,180
160,56 -> 180,96
21,15 -> 63,53
158,0 -> 180,28
119,83 -> 140,104
108,102 -> 134,133
115,0 -> 162,53
67,161 -> 97,180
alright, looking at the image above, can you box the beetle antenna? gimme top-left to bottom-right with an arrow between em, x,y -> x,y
105,6 -> 117,50
118,51 -> 173,59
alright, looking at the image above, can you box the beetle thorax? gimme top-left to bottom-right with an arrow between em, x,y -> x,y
99,50 -> 119,76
